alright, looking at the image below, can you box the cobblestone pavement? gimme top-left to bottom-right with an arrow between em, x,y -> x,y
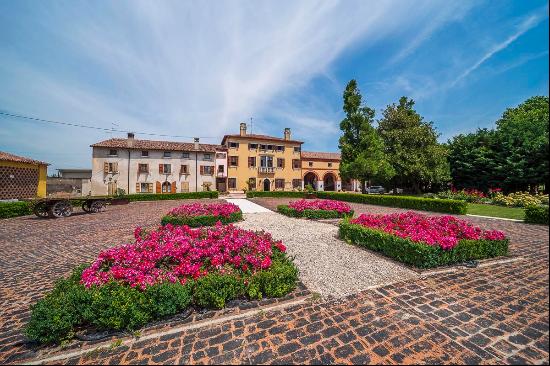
0,198 -> 548,364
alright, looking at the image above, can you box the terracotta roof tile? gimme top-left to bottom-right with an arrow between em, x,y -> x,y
301,151 -> 341,161
0,151 -> 49,165
221,134 -> 303,144
91,138 -> 225,152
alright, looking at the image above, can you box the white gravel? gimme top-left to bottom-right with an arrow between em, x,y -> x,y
236,212 -> 418,298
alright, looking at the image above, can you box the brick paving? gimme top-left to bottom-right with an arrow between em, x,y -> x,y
0,197 -> 548,364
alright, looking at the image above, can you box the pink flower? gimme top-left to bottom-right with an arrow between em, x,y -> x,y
288,199 -> 351,213
166,202 -> 241,218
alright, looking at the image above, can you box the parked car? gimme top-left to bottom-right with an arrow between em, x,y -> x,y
366,186 -> 385,194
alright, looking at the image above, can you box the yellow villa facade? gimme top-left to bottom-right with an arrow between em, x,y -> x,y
221,123 -> 303,191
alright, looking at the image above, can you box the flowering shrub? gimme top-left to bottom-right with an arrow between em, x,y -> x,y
82,223 -> 285,289
437,188 -> 487,203
161,202 -> 242,227
351,212 -> 506,250
340,212 -> 509,268
492,191 -> 549,208
278,199 -> 353,219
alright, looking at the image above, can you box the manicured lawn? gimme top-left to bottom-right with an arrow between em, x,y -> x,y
467,203 -> 525,220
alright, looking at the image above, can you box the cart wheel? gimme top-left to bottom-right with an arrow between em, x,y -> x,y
33,201 -> 49,218
49,201 -> 73,218
82,201 -> 91,212
89,200 -> 106,213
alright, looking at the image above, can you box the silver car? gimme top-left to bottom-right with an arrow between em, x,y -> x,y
367,186 -> 385,194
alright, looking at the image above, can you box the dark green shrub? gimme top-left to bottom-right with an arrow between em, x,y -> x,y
193,274 -> 245,309
247,191 -> 306,198
339,220 -> 508,268
277,205 -> 353,219
0,201 -> 32,219
123,191 -> 218,201
161,211 -> 243,227
145,281 -> 194,318
317,192 -> 467,214
524,205 -> 549,225
248,260 -> 298,299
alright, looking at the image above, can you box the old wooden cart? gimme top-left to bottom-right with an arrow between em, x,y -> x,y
32,197 -> 109,218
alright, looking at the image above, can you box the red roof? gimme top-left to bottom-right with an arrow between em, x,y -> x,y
301,151 -> 341,161
91,138 -> 225,152
221,134 -> 303,145
0,151 -> 49,165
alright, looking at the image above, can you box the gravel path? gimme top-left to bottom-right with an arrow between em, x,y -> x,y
236,212 -> 418,298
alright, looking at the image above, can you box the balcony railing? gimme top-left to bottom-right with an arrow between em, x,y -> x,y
258,166 -> 275,174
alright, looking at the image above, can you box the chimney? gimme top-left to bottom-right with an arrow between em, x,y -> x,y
127,132 -> 135,147
284,128 -> 291,140
240,122 -> 247,136
194,137 -> 200,150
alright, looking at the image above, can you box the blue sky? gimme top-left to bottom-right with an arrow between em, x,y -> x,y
0,0 -> 548,172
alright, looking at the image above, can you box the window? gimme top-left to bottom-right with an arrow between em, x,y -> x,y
275,179 -> 285,189
308,161 -> 313,167
200,165 -> 214,175
228,178 -> 237,189
159,164 -> 171,174
163,151 -> 172,158
277,158 -> 285,168
249,143 -> 258,150
139,183 -> 153,193
248,156 -> 256,168
229,156 -> 239,167
218,165 -> 224,173
180,165 -> 189,174
292,179 -> 302,189
293,146 -> 301,153
276,145 -> 285,152
108,149 -> 118,157
260,144 -> 267,150
248,178 -> 256,189
103,162 -> 118,173
267,144 -> 274,150
161,181 -> 171,193
182,152 -> 190,159
138,163 -> 149,173
203,153 -> 212,161
260,155 -> 273,167
328,162 -> 333,168
292,159 -> 300,169
141,151 -> 149,158
229,141 -> 239,149
181,182 -> 189,192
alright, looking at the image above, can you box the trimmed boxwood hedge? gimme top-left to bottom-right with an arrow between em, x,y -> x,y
338,219 -> 509,269
246,191 -> 306,198
317,192 -> 467,215
123,191 -> 218,201
25,248 -> 298,345
524,205 -> 549,225
160,211 -> 243,227
277,205 -> 353,220
0,201 -> 33,219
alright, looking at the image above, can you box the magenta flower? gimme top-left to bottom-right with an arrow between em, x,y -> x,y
166,202 -> 241,218
289,199 -> 351,213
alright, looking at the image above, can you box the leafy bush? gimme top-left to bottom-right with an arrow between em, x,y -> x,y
248,259 -> 298,298
524,205 -> 549,225
277,205 -> 353,219
123,191 -> 218,201
0,201 -> 32,219
492,192 -> 548,208
161,211 -> 243,227
339,219 -> 509,268
316,192 -> 467,215
436,188 -> 487,203
193,273 -> 245,309
246,191 -> 306,198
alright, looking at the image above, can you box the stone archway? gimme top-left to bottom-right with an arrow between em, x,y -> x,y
303,172 -> 318,190
323,173 -> 336,191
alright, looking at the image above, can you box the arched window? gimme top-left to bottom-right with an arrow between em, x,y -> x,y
161,181 -> 171,193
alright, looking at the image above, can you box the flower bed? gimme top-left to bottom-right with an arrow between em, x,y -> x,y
25,223 -> 298,345
277,199 -> 353,219
339,212 -> 509,268
161,202 -> 242,227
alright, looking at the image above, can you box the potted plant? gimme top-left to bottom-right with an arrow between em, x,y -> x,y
304,184 -> 316,199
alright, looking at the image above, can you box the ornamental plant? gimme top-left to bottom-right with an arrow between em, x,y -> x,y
161,202 -> 242,227
277,199 -> 354,219
492,191 -> 549,208
437,188 -> 487,203
351,212 -> 506,250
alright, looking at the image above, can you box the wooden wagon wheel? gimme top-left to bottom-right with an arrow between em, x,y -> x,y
82,201 -> 91,212
32,201 -> 49,218
48,200 -> 73,218
89,200 -> 106,213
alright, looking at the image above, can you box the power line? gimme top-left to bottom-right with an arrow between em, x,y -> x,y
0,110 -> 223,140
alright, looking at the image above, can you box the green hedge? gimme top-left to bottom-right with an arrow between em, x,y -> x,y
0,201 -> 33,219
25,249 -> 298,345
339,220 -> 509,268
246,191 -> 306,198
123,191 -> 218,201
524,205 -> 549,225
317,192 -> 467,215
161,211 -> 243,227
277,205 -> 353,220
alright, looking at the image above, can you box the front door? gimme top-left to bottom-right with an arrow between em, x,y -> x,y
107,181 -> 117,195
263,178 -> 270,191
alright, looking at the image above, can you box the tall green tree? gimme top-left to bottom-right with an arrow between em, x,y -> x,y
377,96 -> 450,193
338,80 -> 394,192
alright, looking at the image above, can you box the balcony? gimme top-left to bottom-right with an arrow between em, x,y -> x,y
258,166 -> 275,174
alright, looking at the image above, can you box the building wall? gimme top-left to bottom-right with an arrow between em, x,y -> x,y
301,159 -> 341,191
47,177 -> 91,196
91,147 -> 218,195
0,160 -> 47,199
225,137 -> 302,191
